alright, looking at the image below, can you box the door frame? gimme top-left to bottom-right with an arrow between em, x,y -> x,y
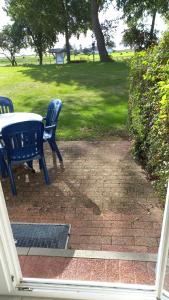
1,181 -> 169,300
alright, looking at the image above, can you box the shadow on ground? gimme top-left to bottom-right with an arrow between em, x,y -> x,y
2,140 -> 162,253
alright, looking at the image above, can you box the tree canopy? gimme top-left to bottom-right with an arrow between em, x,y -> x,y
5,0 -> 92,64
116,0 -> 169,21
122,24 -> 158,50
0,22 -> 26,65
117,0 -> 169,49
3,0 -> 168,62
5,0 -> 61,64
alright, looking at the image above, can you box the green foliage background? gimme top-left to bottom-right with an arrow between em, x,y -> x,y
129,29 -> 169,202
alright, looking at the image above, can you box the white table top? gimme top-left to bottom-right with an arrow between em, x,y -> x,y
0,112 -> 43,132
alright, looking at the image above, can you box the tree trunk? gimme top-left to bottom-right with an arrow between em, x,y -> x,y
13,59 -> 17,66
149,10 -> 156,43
39,51 -> 43,65
63,0 -> 71,63
91,0 -> 111,62
0,52 -> 13,65
11,53 -> 17,66
37,47 -> 43,65
65,25 -> 71,63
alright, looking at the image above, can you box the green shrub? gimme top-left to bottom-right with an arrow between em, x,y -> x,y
129,29 -> 169,202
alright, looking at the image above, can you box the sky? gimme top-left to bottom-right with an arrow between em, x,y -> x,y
0,0 -> 168,55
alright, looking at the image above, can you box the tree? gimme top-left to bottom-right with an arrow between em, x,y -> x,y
0,22 -> 26,66
91,0 -> 112,62
58,0 -> 91,63
122,24 -> 158,51
6,0 -> 91,64
5,0 -> 61,65
101,20 -> 116,49
117,0 -> 169,47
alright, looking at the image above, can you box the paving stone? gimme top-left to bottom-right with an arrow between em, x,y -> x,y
135,237 -> 158,247
119,260 -> 136,284
134,261 -> 152,285
2,141 -> 163,253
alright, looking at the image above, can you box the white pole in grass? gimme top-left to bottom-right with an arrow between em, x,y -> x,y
156,180 -> 169,299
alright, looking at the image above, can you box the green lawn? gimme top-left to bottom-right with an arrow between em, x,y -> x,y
0,62 -> 129,140
0,51 -> 133,66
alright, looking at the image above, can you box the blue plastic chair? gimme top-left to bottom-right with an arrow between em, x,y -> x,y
0,96 -> 14,113
0,145 -> 7,177
2,121 -> 50,195
0,97 -> 14,175
43,99 -> 63,163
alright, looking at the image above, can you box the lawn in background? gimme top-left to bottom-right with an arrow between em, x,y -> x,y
0,61 -> 129,140
0,51 -> 133,66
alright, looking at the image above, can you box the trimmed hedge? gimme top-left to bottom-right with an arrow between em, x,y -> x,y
129,29 -> 169,202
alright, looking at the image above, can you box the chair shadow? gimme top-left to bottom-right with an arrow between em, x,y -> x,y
2,149 -> 101,217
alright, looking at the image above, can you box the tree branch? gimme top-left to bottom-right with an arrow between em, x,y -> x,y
0,51 -> 12,63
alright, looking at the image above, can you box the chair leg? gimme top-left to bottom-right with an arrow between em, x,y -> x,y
48,140 -> 63,162
26,161 -> 33,169
0,156 -> 8,178
26,160 -> 35,173
39,159 -> 42,170
7,163 -> 17,196
40,156 -> 50,185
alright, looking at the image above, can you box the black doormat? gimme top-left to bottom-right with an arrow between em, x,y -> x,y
11,223 -> 70,249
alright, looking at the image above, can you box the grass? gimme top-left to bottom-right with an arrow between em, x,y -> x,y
0,61 -> 129,140
0,51 -> 133,66
0,54 -> 53,66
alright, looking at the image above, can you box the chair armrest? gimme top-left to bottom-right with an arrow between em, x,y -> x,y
44,125 -> 56,130
0,143 -> 4,150
0,143 -> 6,156
0,138 -> 4,148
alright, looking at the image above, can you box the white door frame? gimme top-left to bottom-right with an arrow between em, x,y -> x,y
156,180 -> 169,299
0,184 -> 21,293
1,181 -> 169,300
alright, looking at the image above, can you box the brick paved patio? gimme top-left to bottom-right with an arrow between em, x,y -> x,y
2,140 -> 163,253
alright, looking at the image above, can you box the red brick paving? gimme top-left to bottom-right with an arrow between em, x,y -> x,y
19,255 -> 156,285
2,140 -> 163,253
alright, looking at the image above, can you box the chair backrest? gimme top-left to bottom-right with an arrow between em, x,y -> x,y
0,97 -> 14,113
46,99 -> 62,130
2,121 -> 44,162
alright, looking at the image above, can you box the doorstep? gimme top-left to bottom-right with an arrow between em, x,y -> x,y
19,255 -> 156,284
17,247 -> 158,262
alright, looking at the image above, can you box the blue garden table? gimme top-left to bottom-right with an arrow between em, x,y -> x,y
0,112 -> 42,132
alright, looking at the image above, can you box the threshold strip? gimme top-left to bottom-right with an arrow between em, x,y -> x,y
17,247 -> 158,262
